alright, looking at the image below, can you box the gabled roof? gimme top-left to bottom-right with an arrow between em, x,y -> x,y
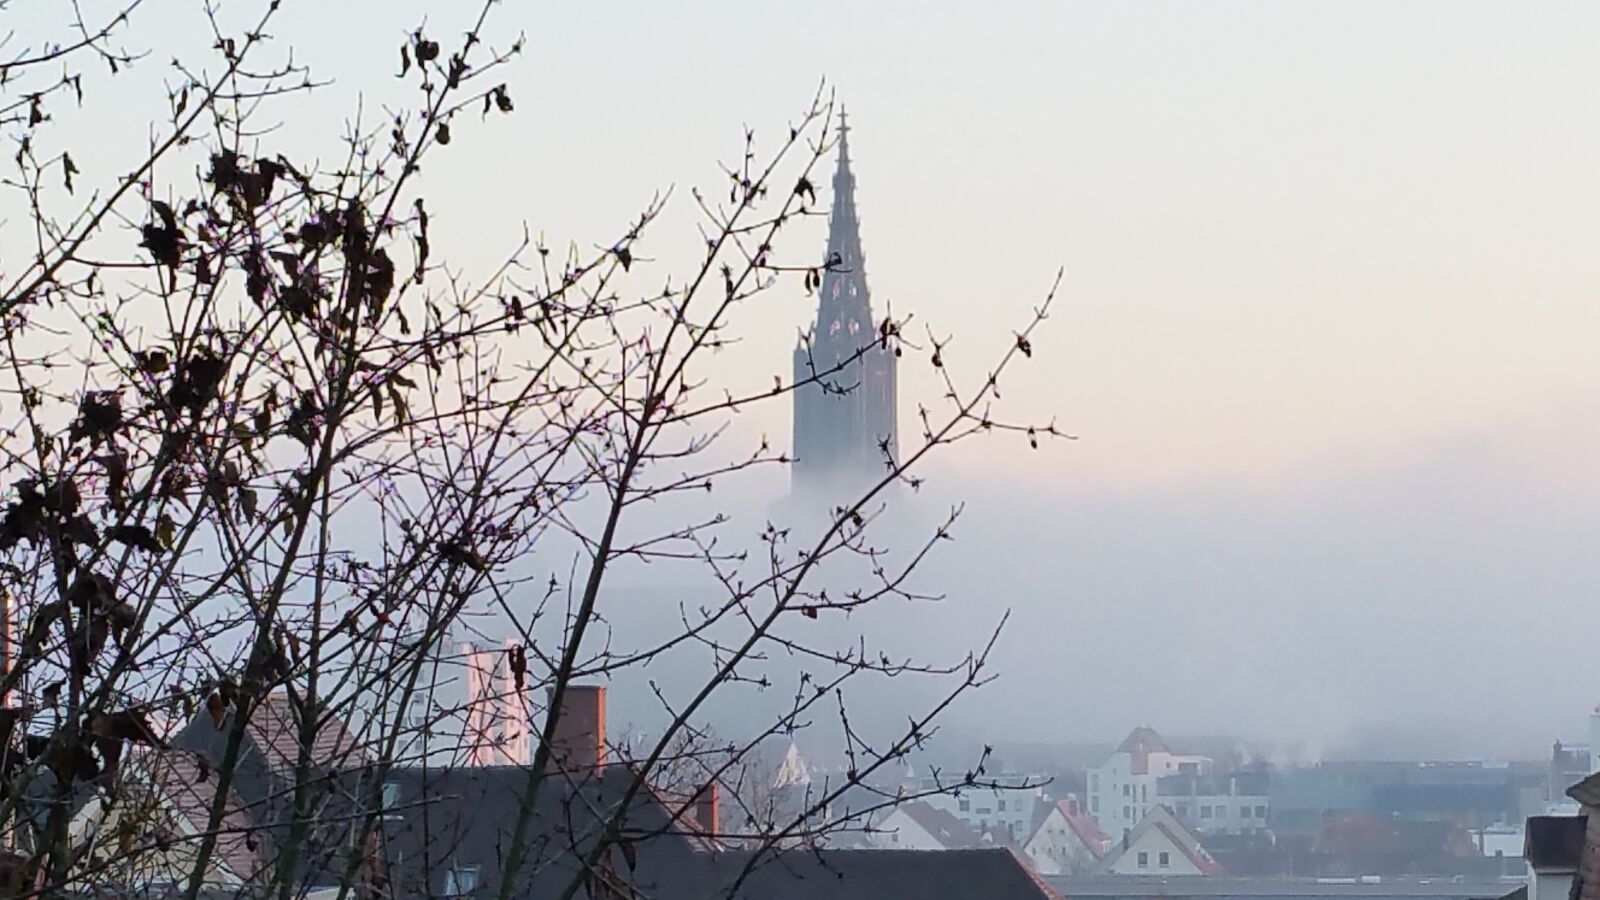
1118,726 -> 1172,775
1099,804 -> 1224,875
1061,800 -> 1109,857
244,691 -> 365,773
1118,727 -> 1171,756
138,747 -> 271,884
895,801 -> 981,849
1025,800 -> 1109,860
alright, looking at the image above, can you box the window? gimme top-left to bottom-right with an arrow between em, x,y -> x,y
1255,805 -> 1268,819
1159,852 -> 1171,868
1137,852 -> 1149,868
959,798 -> 970,812
443,865 -> 479,897
977,807 -> 992,815
1091,797 -> 1099,813
998,800 -> 1007,812
1122,785 -> 1131,798
405,696 -> 428,729
1091,774 -> 1099,792
1123,806 -> 1132,820
1201,806 -> 1213,818
381,781 -> 400,809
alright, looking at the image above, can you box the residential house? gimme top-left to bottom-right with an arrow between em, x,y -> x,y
1023,795 -> 1109,875
1524,815 -> 1585,900
1086,727 -> 1211,842
870,801 -> 982,850
1097,805 -> 1224,876
123,683 -> 1064,900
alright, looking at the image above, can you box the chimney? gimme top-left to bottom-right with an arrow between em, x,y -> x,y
694,781 -> 720,840
548,684 -> 606,777
463,643 -> 494,766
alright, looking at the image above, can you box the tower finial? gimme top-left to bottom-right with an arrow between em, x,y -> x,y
837,105 -> 850,162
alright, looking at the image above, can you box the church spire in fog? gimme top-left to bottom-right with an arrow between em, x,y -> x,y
791,109 -> 899,498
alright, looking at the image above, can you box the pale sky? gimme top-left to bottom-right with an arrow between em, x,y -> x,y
13,1 -> 1600,754
38,0 -> 1600,487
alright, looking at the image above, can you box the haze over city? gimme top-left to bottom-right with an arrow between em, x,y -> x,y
24,0 -> 1600,757
0,1 -> 1595,896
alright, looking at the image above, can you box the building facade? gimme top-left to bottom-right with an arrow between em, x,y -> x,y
918,774 -> 1048,842
1156,768 -> 1271,836
791,112 -> 898,499
1087,727 -> 1212,842
1097,805 -> 1224,876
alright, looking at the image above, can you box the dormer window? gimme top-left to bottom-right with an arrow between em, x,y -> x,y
444,864 -> 479,897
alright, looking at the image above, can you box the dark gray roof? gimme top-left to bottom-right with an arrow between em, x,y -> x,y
1047,875 -> 1516,900
1569,772 -> 1600,807
664,848 -> 1059,900
373,763 -> 707,898
1524,816 -> 1586,871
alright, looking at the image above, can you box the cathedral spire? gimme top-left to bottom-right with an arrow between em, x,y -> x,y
791,110 -> 899,498
818,107 -> 869,330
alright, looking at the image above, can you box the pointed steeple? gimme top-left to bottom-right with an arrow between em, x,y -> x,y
817,107 -> 870,332
790,109 -> 899,498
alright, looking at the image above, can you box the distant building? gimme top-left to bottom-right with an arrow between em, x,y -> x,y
870,801 -> 982,851
1097,805 -> 1224,876
1024,795 -> 1111,875
790,111 -> 898,499
1269,761 -> 1543,838
1157,766 -> 1272,836
919,773 -> 1048,842
1087,727 -> 1212,842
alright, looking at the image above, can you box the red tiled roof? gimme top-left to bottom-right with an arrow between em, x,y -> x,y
1005,847 -> 1069,900
1153,820 -> 1226,875
246,691 -> 365,773
1060,801 -> 1111,858
136,747 -> 270,884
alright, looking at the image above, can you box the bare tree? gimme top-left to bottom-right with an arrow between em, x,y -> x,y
0,2 -> 1063,897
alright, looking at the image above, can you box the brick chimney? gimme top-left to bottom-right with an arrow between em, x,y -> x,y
694,781 -> 720,840
548,684 -> 606,777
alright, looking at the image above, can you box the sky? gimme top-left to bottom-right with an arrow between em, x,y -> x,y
14,0 -> 1600,759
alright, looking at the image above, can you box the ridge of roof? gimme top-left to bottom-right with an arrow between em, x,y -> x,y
1568,771 -> 1600,807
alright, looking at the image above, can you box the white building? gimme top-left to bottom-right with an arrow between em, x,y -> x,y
1097,805 -> 1222,876
917,774 -> 1047,842
1156,769 -> 1271,836
1087,727 -> 1211,842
